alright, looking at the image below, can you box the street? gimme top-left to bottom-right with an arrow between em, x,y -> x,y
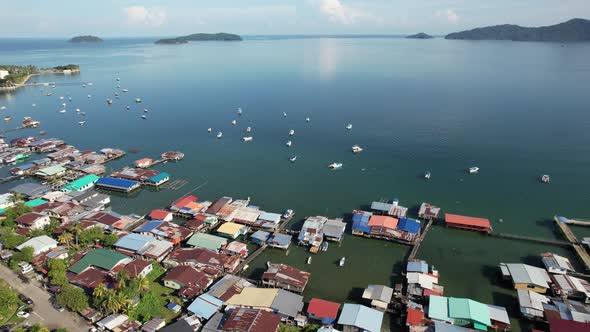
0,264 -> 90,331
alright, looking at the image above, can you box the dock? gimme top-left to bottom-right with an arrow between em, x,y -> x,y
565,219 -> 590,227
407,218 -> 434,261
554,216 -> 590,272
235,244 -> 267,272
487,231 -> 570,246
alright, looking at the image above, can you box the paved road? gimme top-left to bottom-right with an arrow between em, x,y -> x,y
0,264 -> 90,331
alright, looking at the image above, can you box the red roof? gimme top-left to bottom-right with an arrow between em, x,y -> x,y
307,298 -> 340,319
368,215 -> 399,229
445,213 -> 491,229
406,308 -> 424,326
423,288 -> 443,296
549,318 -> 590,332
123,259 -> 152,278
149,209 -> 171,220
172,195 -> 197,209
223,308 -> 280,332
262,264 -> 310,290
15,212 -> 46,226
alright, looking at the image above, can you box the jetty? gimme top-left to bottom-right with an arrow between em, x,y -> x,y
487,231 -> 569,246
407,218 -> 434,261
554,215 -> 590,272
235,244 -> 267,272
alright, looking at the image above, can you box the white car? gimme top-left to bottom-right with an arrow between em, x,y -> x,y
17,311 -> 30,318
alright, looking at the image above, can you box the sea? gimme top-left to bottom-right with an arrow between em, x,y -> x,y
1,36 -> 590,331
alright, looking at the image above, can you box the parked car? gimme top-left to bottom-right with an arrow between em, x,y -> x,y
16,311 -> 30,318
18,294 -> 33,305
52,303 -> 65,312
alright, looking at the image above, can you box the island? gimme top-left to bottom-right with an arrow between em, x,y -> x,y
0,64 -> 80,90
445,18 -> 590,41
68,35 -> 103,43
155,33 -> 242,44
406,32 -> 434,39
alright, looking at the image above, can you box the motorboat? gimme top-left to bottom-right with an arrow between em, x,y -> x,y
0,106 -> 5,110
59,109 -> 66,113
246,127 -> 251,133
114,92 -> 119,97
117,85 -> 121,89
143,109 -> 149,113
217,132 -> 223,139
122,89 -> 129,93
286,141 -> 292,147
4,117 -> 11,122
328,163 -> 343,169
141,115 -> 147,119
62,102 -> 66,107
135,98 -> 142,103
352,145 -> 363,153
87,94 -> 92,98
126,106 -> 131,110
87,83 -> 93,86
207,128 -> 212,133
307,256 -> 312,264
46,92 -> 52,96
289,156 -> 297,163
243,137 -> 253,142
76,108 -> 80,113
283,112 -> 287,117
541,175 -> 550,183
339,257 -> 345,267
59,96 -> 64,100
68,97 -> 72,101
82,84 -> 86,87
79,121 -> 86,126
231,120 -> 237,125
306,117 -> 310,122
424,171 -> 431,179
32,104 -> 36,107
289,129 -> 295,136
106,99 -> 113,105
237,108 -> 242,115
282,209 -> 294,219
80,112 -> 86,116
321,242 -> 329,251
116,77 -> 121,81
346,124 -> 352,130
468,166 -> 479,174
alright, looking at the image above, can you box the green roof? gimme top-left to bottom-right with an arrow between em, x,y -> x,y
428,295 -> 450,322
25,198 -> 48,207
36,165 -> 66,176
68,248 -> 129,274
448,298 -> 491,327
61,174 -> 100,192
186,233 -> 227,251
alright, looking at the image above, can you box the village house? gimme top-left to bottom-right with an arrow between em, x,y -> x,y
206,274 -> 255,302
261,263 -> 311,293
222,241 -> 249,258
15,212 -> 51,230
298,216 -> 327,253
147,209 -> 173,222
307,298 -> 340,325
16,235 -> 58,256
362,285 -> 394,311
114,233 -> 174,262
337,303 -> 384,332
222,308 -> 281,332
122,259 -> 153,279
542,252 -> 576,275
134,220 -> 193,245
499,263 -> 552,294
216,222 -> 248,239
162,265 -> 215,300
164,247 -> 240,273
225,287 -> 304,322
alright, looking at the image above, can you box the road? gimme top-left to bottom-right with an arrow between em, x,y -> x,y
0,264 -> 90,331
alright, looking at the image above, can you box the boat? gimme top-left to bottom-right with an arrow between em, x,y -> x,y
352,145 -> 363,153
4,117 -> 11,122
246,127 -> 251,133
282,209 -> 294,219
79,121 -> 86,126
289,130 -> 295,136
62,102 -> 66,107
307,256 -> 312,264
116,78 -> 121,81
59,96 -> 64,100
243,137 -> 253,142
143,109 -> 149,113
135,98 -> 142,103
46,92 -> 52,96
141,115 -> 147,120
468,166 -> 479,174
87,94 -> 91,98
424,171 -> 431,179
76,108 -> 80,113
122,89 -> 129,93
59,109 -> 66,113
39,130 -> 46,135
306,117 -> 310,122
237,108 -> 242,115
207,128 -> 212,133
346,124 -> 352,130
32,104 -> 36,107
541,174 -> 550,183
328,163 -> 343,169
126,106 -> 131,110
266,261 -> 271,268
283,112 -> 287,117
231,120 -> 237,125
217,132 -> 223,139
289,156 -> 297,163
106,99 -> 113,105
114,93 -> 119,97
286,141 -> 292,147
117,85 -> 121,89
68,97 -> 72,101
0,106 -> 5,110
80,112 -> 86,116
321,242 -> 329,251
87,83 -> 93,86
82,84 -> 86,87
339,257 -> 345,267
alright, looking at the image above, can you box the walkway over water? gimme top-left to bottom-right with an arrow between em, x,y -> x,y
488,231 -> 569,246
554,215 -> 590,272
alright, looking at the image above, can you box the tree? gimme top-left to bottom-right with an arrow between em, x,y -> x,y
135,275 -> 150,295
68,223 -> 83,247
103,233 -> 119,247
29,323 -> 49,332
56,285 -> 89,312
79,227 -> 104,246
116,292 -> 132,314
101,289 -> 122,314
0,232 -> 26,249
115,270 -> 129,290
2,202 -> 32,227
58,232 -> 73,249
10,246 -> 34,267
44,218 -> 60,234
93,283 -> 108,299
48,258 -> 68,286
8,192 -> 23,205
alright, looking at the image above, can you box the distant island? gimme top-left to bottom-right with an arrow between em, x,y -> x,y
406,33 -> 434,39
0,64 -> 80,90
69,35 -> 103,43
445,18 -> 590,41
155,33 -> 242,44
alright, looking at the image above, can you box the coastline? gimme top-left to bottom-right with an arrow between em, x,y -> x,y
0,69 -> 79,91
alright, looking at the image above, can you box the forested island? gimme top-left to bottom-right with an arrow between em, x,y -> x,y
0,64 -> 80,89
69,35 -> 103,43
155,33 -> 242,44
445,18 -> 590,41
406,33 -> 434,39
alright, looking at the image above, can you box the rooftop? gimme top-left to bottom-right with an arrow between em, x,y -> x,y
338,303 -> 383,332
262,263 -> 311,290
222,308 -> 281,332
69,248 -> 130,274
307,298 -> 340,319
445,213 -> 491,229
226,287 -> 279,308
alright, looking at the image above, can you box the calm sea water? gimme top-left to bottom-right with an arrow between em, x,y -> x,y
2,37 -> 590,331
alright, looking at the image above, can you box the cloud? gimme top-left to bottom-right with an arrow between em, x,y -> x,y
123,6 -> 167,26
308,0 -> 382,25
435,9 -> 460,24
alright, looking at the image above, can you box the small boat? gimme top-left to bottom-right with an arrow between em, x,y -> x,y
237,108 -> 242,115
143,109 -> 148,113
321,242 -> 329,251
306,117 -> 310,122
82,84 -> 86,87
32,104 -> 36,107
468,166 -> 479,174
289,130 -> 295,136
307,256 -> 312,264
0,106 -> 5,110
246,127 -> 251,133
231,120 -> 237,125
4,117 -> 11,122
424,171 -> 431,180
339,257 -> 346,267
141,115 -> 147,119
286,141 -> 292,147
282,209 -> 294,219
122,89 -> 129,93
62,102 -> 66,107
76,108 -> 80,113
289,156 -> 297,163
106,99 -> 113,105
87,83 -> 93,86
135,98 -> 142,103
126,106 -> 131,110
541,175 -> 550,183
266,261 -> 271,268
39,130 -> 46,135
283,112 -> 287,117
352,145 -> 363,153
114,92 -> 119,97
80,112 -> 86,116
116,78 -> 121,81
87,94 -> 91,98
217,132 -> 223,139
46,92 -> 52,96
59,109 -> 66,113
117,85 -> 121,88
68,97 -> 72,101
328,163 -> 343,169
346,124 -> 352,130
79,121 -> 86,126
207,128 -> 212,133
243,136 -> 253,142
59,96 -> 64,100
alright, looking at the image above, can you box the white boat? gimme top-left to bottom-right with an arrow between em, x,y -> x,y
68,97 -> 72,101
59,109 -> 66,113
231,120 -> 237,125
116,78 -> 121,81
80,112 -> 86,116
289,156 -> 297,162
541,175 -> 550,183
289,129 -> 295,136
237,108 -> 242,115
283,112 -> 287,117
207,128 -> 212,133
135,98 -> 142,103
282,209 -> 294,219
246,127 -> 251,133
0,106 -> 5,110
306,117 -> 310,122
46,92 -> 52,96
346,124 -> 352,130
79,121 -> 86,126
141,115 -> 147,119
122,89 -> 129,93
76,108 -> 80,113
62,102 -> 66,107
424,171 -> 431,179
243,137 -> 253,142
143,109 -> 149,113
339,257 -> 345,267
82,84 -> 86,87
352,145 -> 363,153
32,104 -> 36,107
59,96 -> 64,100
106,99 -> 113,105
4,117 -> 11,122
321,242 -> 329,251
126,106 -> 131,110
468,166 -> 479,174
117,85 -> 121,88
87,82 -> 93,86
286,141 -> 292,147
217,132 -> 223,139
307,256 -> 312,264
114,92 -> 119,97
87,94 -> 92,98
328,163 -> 343,169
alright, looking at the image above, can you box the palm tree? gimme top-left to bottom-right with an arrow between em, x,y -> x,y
93,283 -> 108,299
58,232 -> 73,249
115,270 -> 129,290
69,223 -> 83,247
116,292 -> 132,314
135,275 -> 150,295
101,289 -> 121,314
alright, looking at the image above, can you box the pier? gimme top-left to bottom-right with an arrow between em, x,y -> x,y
407,218 -> 434,261
487,231 -> 570,246
554,216 -> 590,272
235,244 -> 267,272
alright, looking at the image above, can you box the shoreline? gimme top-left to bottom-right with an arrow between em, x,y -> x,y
0,69 -> 80,91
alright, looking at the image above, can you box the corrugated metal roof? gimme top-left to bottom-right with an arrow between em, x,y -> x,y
428,295 -> 450,321
149,172 -> 169,183
337,303 -> 383,332
16,235 -> 57,255
506,263 -> 550,289
362,285 -> 393,303
114,233 -> 154,251
96,177 -> 139,189
371,202 -> 392,212
69,248 -> 129,274
487,305 -> 510,324
407,261 -> 428,274
271,289 -> 304,318
61,174 -> 99,191
397,218 -> 421,234
187,233 -> 227,251
226,287 -> 278,308
258,212 -> 281,223
217,222 -> 245,236
448,297 -> 491,327
445,213 -> 491,229
135,220 -> 163,233
187,294 -> 224,319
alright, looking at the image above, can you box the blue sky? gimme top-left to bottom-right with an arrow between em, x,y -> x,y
1,0 -> 589,37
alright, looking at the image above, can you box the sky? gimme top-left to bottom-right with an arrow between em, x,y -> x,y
0,0 -> 589,37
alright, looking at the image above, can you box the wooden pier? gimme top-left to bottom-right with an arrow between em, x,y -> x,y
407,218 -> 434,261
554,216 -> 590,272
235,244 -> 267,273
565,219 -> 590,227
487,232 -> 570,246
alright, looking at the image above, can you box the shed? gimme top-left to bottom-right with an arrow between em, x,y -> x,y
60,174 -> 100,193
323,218 -> 346,242
217,222 -> 247,239
96,177 -> 140,192
407,261 -> 429,274
307,298 -> 340,325
146,172 -> 170,186
35,165 -> 66,178
362,285 -> 393,310
445,213 -> 491,232
258,212 -> 282,224
502,263 -> 551,293
16,235 -> 58,255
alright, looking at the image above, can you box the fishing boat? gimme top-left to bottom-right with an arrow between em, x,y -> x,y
135,98 -> 142,103
106,99 -> 113,105
207,128 -> 212,133
32,104 -> 36,107
328,163 -> 343,169
306,117 -> 310,122
286,141 -> 292,147
289,156 -> 297,163
59,96 -> 64,100
237,108 -> 242,115
80,112 -> 86,116
307,256 -> 312,264
541,174 -> 550,183
0,106 -> 5,110
79,121 -> 86,126
39,130 -> 46,135
243,137 -> 253,142
321,242 -> 329,251
122,89 -> 129,93
62,102 -> 66,107
346,124 -> 352,130
339,257 -> 345,267
282,209 -> 294,219
4,117 -> 11,122
352,145 -> 363,153
87,83 -> 93,86
141,115 -> 147,120
246,127 -> 251,133
116,78 -> 121,81
231,120 -> 237,125
289,130 -> 295,136
114,92 -> 119,97
283,112 -> 287,117
59,109 -> 66,113
468,166 -> 479,174
424,171 -> 431,179
217,132 -> 223,139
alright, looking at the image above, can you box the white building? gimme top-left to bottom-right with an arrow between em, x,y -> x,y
16,235 -> 58,255
542,253 -> 575,274
0,70 -> 9,80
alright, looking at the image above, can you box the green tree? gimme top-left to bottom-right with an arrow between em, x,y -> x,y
103,233 -> 119,247
2,202 -> 32,227
101,289 -> 122,314
93,283 -> 108,299
44,218 -> 60,234
134,292 -> 164,322
68,223 -> 83,247
58,232 -> 73,249
115,270 -> 129,290
135,275 -> 150,295
56,285 -> 89,312
19,246 -> 34,262
48,258 -> 68,286
29,323 -> 49,332
79,227 -> 104,246
0,232 -> 26,249
54,329 -> 69,332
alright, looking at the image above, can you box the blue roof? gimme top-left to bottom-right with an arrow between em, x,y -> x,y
352,215 -> 370,233
338,303 -> 383,332
251,230 -> 270,241
149,172 -> 170,182
96,177 -> 139,189
270,233 -> 292,245
397,218 -> 420,234
16,163 -> 36,170
114,233 -> 153,251
407,261 -> 428,274
187,294 -> 224,319
166,302 -> 181,311
135,220 -> 163,233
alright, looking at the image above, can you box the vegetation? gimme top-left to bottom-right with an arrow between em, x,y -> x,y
47,258 -> 68,286
53,64 -> 80,71
1,201 -> 32,227
0,65 -> 38,87
68,35 -> 103,43
0,230 -> 26,250
406,32 -> 434,39
56,285 -> 89,312
0,280 -> 20,324
155,32 -> 242,44
8,246 -> 34,270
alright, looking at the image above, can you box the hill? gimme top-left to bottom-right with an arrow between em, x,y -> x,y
406,33 -> 433,39
69,35 -> 103,43
155,33 -> 242,44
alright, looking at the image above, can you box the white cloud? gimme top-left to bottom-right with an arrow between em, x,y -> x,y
123,6 -> 167,26
308,0 -> 382,25
435,9 -> 460,24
